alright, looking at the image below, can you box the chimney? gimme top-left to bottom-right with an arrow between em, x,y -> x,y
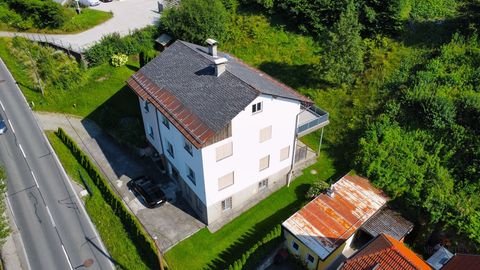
206,38 -> 218,57
214,57 -> 228,77
326,186 -> 335,198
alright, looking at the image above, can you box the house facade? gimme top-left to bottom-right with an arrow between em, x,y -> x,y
282,174 -> 389,269
128,39 -> 328,227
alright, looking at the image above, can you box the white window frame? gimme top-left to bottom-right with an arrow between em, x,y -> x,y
259,125 -> 272,143
306,254 -> 315,264
143,99 -> 149,112
184,139 -> 193,156
292,241 -> 299,251
187,166 -> 195,185
218,172 -> 234,191
221,197 -> 232,211
280,146 -> 290,161
258,178 -> 268,190
162,115 -> 170,129
167,141 -> 174,158
259,155 -> 270,171
251,102 -> 262,114
216,142 -> 233,162
148,125 -> 154,139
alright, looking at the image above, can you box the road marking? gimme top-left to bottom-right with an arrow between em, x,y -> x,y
30,171 -> 39,189
0,100 -> 4,111
61,245 -> 73,270
7,119 -> 15,134
18,144 -> 26,159
45,206 -> 56,228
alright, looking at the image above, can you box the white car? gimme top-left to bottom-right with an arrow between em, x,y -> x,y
78,0 -> 100,7
0,119 -> 7,135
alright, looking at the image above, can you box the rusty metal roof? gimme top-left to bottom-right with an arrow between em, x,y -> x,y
361,208 -> 413,241
341,234 -> 432,270
442,254 -> 480,270
282,174 -> 388,260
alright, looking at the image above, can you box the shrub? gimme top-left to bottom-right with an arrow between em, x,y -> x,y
160,0 -> 229,44
5,0 -> 68,28
110,53 -> 128,67
306,180 -> 330,199
54,128 -> 160,269
84,27 -> 158,66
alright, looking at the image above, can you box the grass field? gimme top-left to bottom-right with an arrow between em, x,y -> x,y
46,131 -> 153,270
0,8 -> 112,34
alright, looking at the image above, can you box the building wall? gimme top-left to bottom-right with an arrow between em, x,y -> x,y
201,95 -> 300,223
139,97 -> 163,154
138,95 -> 301,225
283,229 -> 355,270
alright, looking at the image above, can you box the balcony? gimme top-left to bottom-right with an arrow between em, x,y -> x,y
297,105 -> 329,137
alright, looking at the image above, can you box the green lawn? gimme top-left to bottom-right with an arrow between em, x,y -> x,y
165,153 -> 337,269
0,8 -> 112,34
46,131 -> 153,270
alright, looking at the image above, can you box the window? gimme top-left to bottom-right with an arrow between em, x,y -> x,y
280,146 -> 290,161
167,142 -> 174,158
184,139 -> 193,156
187,166 -> 195,185
148,125 -> 154,139
292,241 -> 299,251
259,155 -> 270,171
162,115 -> 170,129
259,126 -> 272,143
216,142 -> 233,161
251,102 -> 262,114
307,254 -> 314,264
258,179 -> 268,190
221,197 -> 232,211
218,172 -> 234,191
143,100 -> 149,112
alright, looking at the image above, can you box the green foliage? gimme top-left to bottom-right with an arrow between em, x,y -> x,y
226,225 -> 282,270
85,27 -> 158,66
9,37 -> 86,93
110,53 -> 128,67
305,180 -> 330,199
54,128 -> 159,269
410,0 -> 457,20
139,50 -> 157,67
3,0 -> 68,29
160,0 -> 229,43
0,166 -> 10,245
318,0 -> 364,85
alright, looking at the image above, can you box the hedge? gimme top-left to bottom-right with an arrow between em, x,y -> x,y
227,225 -> 283,270
54,128 -> 160,269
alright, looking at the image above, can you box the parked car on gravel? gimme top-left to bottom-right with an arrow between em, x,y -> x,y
127,176 -> 166,208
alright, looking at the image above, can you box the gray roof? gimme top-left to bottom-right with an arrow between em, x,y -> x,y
427,247 -> 454,270
139,40 -> 310,132
361,208 -> 414,241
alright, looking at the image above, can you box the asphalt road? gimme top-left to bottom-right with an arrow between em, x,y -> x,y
0,59 -> 114,269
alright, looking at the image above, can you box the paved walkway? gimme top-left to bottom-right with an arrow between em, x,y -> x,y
0,0 -> 162,52
34,112 -> 204,252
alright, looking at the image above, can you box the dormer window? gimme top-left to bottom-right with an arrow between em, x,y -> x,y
252,102 -> 262,114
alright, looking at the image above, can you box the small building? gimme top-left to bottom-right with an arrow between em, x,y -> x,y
439,253 -> 480,270
127,39 -> 328,229
340,233 -> 432,270
359,208 -> 414,242
426,246 -> 453,270
282,174 -> 389,269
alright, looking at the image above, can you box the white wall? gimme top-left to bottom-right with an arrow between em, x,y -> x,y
201,95 -> 300,207
154,110 -> 207,204
139,97 -> 163,154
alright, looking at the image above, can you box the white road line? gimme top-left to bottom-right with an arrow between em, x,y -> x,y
18,144 -> 26,159
30,171 -> 39,188
45,206 -> 56,228
61,245 -> 73,270
0,100 -> 4,111
7,119 -> 15,134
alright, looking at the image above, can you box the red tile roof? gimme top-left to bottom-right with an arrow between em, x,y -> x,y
341,234 -> 432,270
282,174 -> 388,260
442,254 -> 480,270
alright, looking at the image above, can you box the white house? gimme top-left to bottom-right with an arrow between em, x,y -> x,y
127,39 -> 329,228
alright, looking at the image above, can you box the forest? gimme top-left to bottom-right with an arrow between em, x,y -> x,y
161,0 -> 480,253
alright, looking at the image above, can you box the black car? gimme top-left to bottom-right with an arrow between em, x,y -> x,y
127,176 -> 166,208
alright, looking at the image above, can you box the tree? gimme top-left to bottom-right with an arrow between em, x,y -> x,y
318,0 -> 364,85
160,0 -> 229,44
0,166 -> 10,244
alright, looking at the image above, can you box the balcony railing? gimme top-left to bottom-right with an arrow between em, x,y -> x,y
297,105 -> 329,137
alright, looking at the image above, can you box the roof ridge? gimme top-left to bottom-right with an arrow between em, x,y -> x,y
384,234 -> 429,269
